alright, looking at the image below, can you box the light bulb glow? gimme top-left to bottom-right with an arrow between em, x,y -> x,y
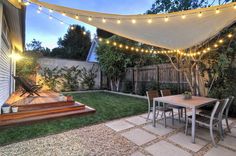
62,12 -> 66,16
49,16 -> 52,20
215,8 -> 220,14
198,12 -> 202,17
102,18 -> 106,23
132,19 -> 136,24
106,40 -> 110,44
88,17 -> 92,21
9,53 -> 23,61
37,10 -> 41,14
125,46 -> 129,49
219,39 -> 223,43
214,44 -> 218,48
234,4 -> 236,9
24,2 -> 30,6
181,15 -> 186,19
83,31 -> 86,35
49,9 -> 53,13
117,19 -> 121,24
75,15 -> 79,19
38,6 -> 42,10
113,42 -> 117,46
70,26 -> 74,30
228,34 -> 233,38
164,17 -> 169,22
99,38 -> 103,42
147,19 -> 152,24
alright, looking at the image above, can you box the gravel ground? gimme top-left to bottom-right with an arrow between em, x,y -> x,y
0,124 -> 138,156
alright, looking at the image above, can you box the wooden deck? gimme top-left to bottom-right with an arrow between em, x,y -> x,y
0,91 -> 95,127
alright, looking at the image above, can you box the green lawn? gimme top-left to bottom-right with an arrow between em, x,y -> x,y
0,92 -> 147,146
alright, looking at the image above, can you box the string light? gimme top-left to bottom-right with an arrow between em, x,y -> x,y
38,6 -> 42,10
164,16 -> 169,22
62,12 -> 66,16
23,1 -> 30,6
219,39 -> 223,43
215,8 -> 220,14
147,19 -> 152,24
117,19 -> 121,24
198,12 -> 202,17
102,18 -> 106,23
88,17 -> 92,21
181,15 -> 186,19
30,3 -> 236,57
228,33 -> 233,38
49,9 -> 53,13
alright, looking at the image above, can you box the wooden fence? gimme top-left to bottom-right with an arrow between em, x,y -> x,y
120,64 -> 190,95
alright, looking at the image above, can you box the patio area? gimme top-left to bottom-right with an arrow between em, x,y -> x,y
1,112 -> 235,156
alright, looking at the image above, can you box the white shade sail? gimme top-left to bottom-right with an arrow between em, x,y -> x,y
30,0 -> 236,50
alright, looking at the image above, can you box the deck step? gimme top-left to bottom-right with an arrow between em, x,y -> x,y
13,101 -> 75,112
0,106 -> 96,127
0,102 -> 85,121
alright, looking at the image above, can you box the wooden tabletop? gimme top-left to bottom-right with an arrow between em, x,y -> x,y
153,95 -> 218,108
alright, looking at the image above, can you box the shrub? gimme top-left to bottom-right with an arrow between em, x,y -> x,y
61,66 -> 81,91
79,65 -> 98,90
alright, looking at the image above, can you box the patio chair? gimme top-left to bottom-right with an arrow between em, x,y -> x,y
146,90 -> 174,127
185,98 -> 229,147
160,89 -> 186,123
199,96 -> 234,134
13,75 -> 41,97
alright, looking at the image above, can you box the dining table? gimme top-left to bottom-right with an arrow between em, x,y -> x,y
152,94 -> 217,143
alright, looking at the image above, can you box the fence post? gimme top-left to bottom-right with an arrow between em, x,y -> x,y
132,68 -> 135,93
156,65 -> 159,90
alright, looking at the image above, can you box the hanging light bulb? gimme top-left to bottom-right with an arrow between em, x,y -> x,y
106,40 -> 110,44
164,16 -> 169,22
83,31 -> 86,35
131,47 -> 134,51
60,21 -> 64,25
119,44 -> 123,48
219,39 -> 223,43
215,8 -> 220,14
49,9 -> 53,13
70,26 -> 74,30
136,48 -> 139,52
198,12 -> 202,17
62,12 -> 66,16
214,44 -> 218,48
125,46 -> 129,49
88,17 -> 92,21
147,19 -> 152,24
141,49 -> 144,52
75,15 -> 79,19
102,18 -> 106,23
207,47 -> 211,51
49,16 -> 52,20
99,38 -> 103,42
131,19 -> 136,24
234,4 -> 236,9
228,33 -> 233,38
37,10 -> 41,14
24,1 -> 30,6
113,42 -> 117,46
117,19 -> 121,24
38,6 -> 42,10
181,15 -> 186,19
203,50 -> 207,53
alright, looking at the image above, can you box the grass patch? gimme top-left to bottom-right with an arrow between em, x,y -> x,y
0,92 -> 147,146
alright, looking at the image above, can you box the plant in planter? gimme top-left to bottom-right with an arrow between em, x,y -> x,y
182,91 -> 192,99
12,107 -> 19,113
1,103 -> 11,114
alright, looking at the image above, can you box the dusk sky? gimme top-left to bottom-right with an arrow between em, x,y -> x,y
26,0 -> 154,49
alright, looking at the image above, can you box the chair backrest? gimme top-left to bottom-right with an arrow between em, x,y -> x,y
160,89 -> 171,97
225,96 -> 235,117
214,98 -> 229,120
13,76 -> 32,92
146,90 -> 159,106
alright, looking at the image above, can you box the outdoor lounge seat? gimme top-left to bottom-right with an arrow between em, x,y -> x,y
199,96 -> 234,134
13,75 -> 41,97
160,89 -> 187,123
146,90 -> 174,127
185,98 -> 229,147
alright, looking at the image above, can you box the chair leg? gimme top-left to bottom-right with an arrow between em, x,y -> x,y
219,122 -> 224,141
178,109 -> 181,123
171,110 -> 174,126
20,91 -> 27,97
164,112 -> 167,128
147,108 -> 151,121
184,108 -> 187,122
210,124 -> 216,147
225,117 -> 231,133
185,118 -> 188,135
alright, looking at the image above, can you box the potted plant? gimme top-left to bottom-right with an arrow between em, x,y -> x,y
12,107 -> 19,113
1,103 -> 11,114
182,91 -> 192,99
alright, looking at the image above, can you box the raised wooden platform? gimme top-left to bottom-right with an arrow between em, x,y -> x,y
0,91 -> 95,127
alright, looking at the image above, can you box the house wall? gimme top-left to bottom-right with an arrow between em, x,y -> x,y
0,3 -> 15,110
37,57 -> 101,90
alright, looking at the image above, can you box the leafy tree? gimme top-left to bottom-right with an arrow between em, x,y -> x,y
51,25 -> 91,60
26,39 -> 50,56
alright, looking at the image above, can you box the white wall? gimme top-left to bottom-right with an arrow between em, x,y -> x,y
37,57 -> 101,90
